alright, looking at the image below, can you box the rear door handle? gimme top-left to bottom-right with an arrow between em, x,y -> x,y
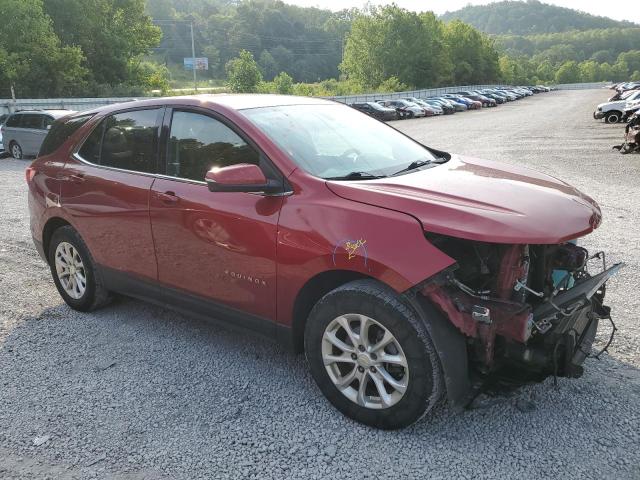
155,191 -> 179,205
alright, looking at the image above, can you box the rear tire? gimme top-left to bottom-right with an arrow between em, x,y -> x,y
304,279 -> 444,429
48,226 -> 110,312
605,111 -> 622,124
10,142 -> 22,159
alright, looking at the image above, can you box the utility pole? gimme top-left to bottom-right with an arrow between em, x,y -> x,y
190,21 -> 197,92
10,84 -> 16,113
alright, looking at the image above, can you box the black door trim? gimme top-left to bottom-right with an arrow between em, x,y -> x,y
98,265 -> 289,343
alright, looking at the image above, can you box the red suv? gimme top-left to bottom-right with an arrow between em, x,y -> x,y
27,95 -> 622,429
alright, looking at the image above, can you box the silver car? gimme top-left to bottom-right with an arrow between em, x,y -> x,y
1,109 -> 73,158
0,114 -> 8,151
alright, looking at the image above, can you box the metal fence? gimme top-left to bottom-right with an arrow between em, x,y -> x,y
0,97 -> 138,115
0,82 -> 612,114
552,82 -> 612,90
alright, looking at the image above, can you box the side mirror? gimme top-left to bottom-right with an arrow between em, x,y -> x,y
205,163 -> 281,194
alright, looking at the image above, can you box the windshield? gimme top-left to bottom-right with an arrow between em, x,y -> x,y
242,104 -> 438,179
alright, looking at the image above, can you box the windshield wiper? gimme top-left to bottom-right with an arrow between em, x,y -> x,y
390,159 -> 432,176
325,171 -> 385,181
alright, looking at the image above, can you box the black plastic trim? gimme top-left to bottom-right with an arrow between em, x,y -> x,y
98,265 -> 294,346
406,292 -> 473,410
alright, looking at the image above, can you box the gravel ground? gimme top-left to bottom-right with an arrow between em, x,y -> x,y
1,89 -> 639,479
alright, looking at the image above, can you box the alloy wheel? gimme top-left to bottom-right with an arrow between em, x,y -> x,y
321,313 -> 409,409
54,242 -> 87,299
11,143 -> 22,159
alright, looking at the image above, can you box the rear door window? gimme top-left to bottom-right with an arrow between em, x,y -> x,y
39,114 -> 93,157
101,109 -> 160,173
77,109 -> 161,173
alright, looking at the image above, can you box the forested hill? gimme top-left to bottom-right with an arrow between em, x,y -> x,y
440,0 -> 637,35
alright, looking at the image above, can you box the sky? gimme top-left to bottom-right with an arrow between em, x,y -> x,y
284,0 -> 640,23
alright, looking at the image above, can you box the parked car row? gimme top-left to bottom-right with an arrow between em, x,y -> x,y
350,86 -> 551,121
1,86 -> 552,159
599,82 -> 640,154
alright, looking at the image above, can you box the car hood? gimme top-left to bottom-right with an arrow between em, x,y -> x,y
599,100 -> 625,109
326,155 -> 601,244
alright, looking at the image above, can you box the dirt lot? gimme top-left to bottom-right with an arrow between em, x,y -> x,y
1,89 -> 638,479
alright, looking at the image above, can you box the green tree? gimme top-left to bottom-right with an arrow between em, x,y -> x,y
377,76 -> 408,93
444,20 -> 500,84
340,6 -> 454,89
0,0 -> 87,97
273,71 -> 293,94
440,0 -> 635,35
554,61 -> 580,83
578,60 -> 600,82
226,49 -> 263,93
535,60 -> 555,82
617,51 -> 640,75
43,0 -> 161,87
130,61 -> 170,93
258,50 -> 278,80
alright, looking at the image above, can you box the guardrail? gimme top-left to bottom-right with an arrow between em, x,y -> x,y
0,82 -> 613,114
0,97 -> 138,115
552,82 -> 612,90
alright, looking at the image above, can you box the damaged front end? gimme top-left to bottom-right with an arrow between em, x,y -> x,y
420,235 -> 623,393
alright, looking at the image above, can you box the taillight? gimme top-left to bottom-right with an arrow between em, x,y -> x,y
25,167 -> 36,183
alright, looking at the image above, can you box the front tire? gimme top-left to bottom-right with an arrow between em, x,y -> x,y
48,226 -> 110,312
304,279 -> 444,429
605,111 -> 621,124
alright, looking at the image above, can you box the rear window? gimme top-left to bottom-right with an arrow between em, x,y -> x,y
39,114 -> 93,157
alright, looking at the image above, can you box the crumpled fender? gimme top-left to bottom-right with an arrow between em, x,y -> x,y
275,176 -> 455,327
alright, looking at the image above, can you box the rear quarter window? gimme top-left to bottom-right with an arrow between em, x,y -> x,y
39,114 -> 93,157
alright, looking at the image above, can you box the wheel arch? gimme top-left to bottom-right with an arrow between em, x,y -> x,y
42,217 -> 72,263
288,269 -> 373,353
605,110 -> 622,120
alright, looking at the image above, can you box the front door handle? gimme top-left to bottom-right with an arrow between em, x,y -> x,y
155,191 -> 179,205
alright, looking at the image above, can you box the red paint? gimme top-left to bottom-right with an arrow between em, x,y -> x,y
327,155 -> 601,244
494,245 -> 526,299
205,163 -> 266,185
149,178 -> 282,320
25,166 -> 37,183
28,94 -> 602,335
